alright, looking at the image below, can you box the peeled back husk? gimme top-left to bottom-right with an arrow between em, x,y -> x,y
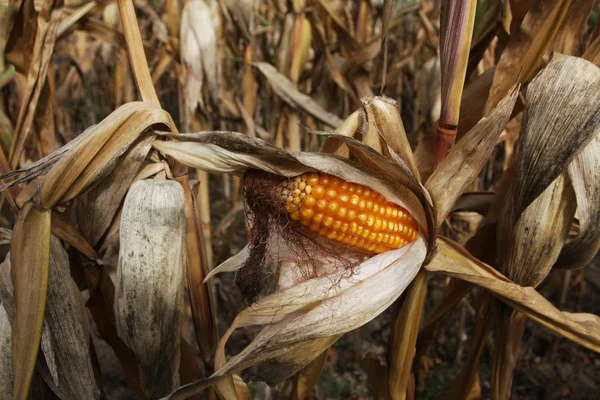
115,179 -> 186,398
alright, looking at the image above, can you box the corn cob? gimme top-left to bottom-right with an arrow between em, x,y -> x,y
278,172 -> 418,254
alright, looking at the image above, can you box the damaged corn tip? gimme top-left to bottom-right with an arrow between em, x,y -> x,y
279,172 -> 419,254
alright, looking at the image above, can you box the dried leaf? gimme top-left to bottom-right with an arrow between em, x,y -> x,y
509,54 -> 600,212
39,102 -> 172,208
253,62 -> 344,128
10,204 -> 51,400
426,238 -> 600,352
388,270 -> 427,400
34,237 -> 99,399
427,84 -> 519,226
115,179 -> 186,398
484,0 -> 572,113
163,237 -> 427,399
180,0 -> 220,114
7,0 -> 64,168
75,135 -> 154,247
497,173 -> 576,286
556,135 -> 600,269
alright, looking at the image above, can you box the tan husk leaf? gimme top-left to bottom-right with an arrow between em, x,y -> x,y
555,135 -> 600,270
426,237 -> 600,352
153,131 -> 430,237
497,173 -> 576,286
115,179 -> 186,398
502,54 -> 600,212
163,237 -> 428,399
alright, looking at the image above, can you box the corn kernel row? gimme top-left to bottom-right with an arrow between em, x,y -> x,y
278,172 -> 418,254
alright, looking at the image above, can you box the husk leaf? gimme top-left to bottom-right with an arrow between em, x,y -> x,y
115,179 -> 186,398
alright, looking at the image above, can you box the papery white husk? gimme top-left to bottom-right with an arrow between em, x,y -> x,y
209,235 -> 427,378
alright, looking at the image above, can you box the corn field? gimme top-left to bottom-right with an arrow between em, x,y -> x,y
0,0 -> 599,398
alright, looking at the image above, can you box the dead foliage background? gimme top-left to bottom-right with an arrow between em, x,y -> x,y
0,0 -> 599,399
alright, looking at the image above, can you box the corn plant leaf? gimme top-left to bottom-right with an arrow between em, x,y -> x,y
180,0 -> 220,115
550,0 -> 595,55
427,83 -> 519,226
426,237 -> 600,352
10,204 -> 51,400
497,173 -> 576,286
34,237 -> 100,399
291,347 -> 329,400
116,179 -> 186,398
7,0 -> 63,169
555,135 -> 600,269
252,62 -> 344,128
39,102 -> 172,208
484,0 -> 572,113
388,270 -> 427,399
510,54 -> 600,213
75,135 -> 154,247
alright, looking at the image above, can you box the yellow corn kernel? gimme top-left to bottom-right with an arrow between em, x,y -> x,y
279,172 -> 419,254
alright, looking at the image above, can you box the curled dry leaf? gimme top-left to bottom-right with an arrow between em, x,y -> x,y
556,135 -> 600,270
115,179 -> 186,398
426,237 -> 600,352
253,62 -> 344,128
180,0 -> 220,115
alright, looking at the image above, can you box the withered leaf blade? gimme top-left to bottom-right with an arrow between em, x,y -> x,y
510,54 -> 600,212
427,83 -> 520,226
75,135 -> 154,248
497,173 -> 576,286
180,0 -> 220,115
252,62 -> 344,128
426,237 -> 600,352
556,135 -> 600,270
115,179 -> 186,398
10,204 -> 51,400
484,0 -> 572,113
40,102 -> 172,208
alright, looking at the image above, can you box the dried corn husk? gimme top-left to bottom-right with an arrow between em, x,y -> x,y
153,89 -> 522,398
115,179 -> 186,398
556,135 -> 600,269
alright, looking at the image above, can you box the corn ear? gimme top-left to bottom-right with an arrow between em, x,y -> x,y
115,179 -> 186,398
